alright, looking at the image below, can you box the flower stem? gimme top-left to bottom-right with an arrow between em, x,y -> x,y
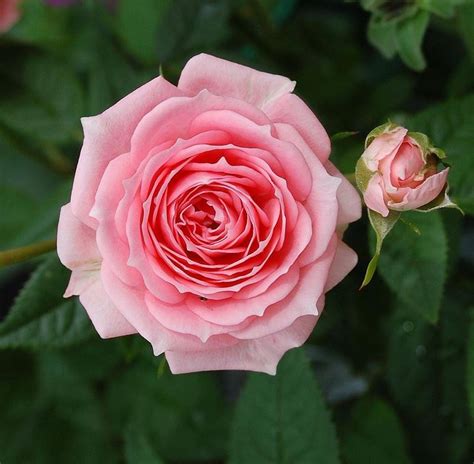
0,240 -> 57,268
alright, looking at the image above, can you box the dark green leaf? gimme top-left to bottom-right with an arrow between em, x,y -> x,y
229,348 -> 340,464
408,94 -> 474,214
395,10 -> 429,71
0,254 -> 94,349
116,0 -> 171,64
377,211 -> 447,323
342,397 -> 412,464
458,3 -> 474,60
124,428 -> 165,464
467,308 -> 474,422
0,351 -> 117,464
0,55 -> 83,144
0,186 -> 37,249
367,16 -> 398,58
107,362 -> 229,462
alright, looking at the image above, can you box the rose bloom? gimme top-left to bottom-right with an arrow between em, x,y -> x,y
361,124 -> 448,217
0,0 -> 20,33
58,54 -> 361,374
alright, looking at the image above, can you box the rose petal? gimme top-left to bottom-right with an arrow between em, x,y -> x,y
325,161 -> 362,226
71,77 -> 184,227
388,168 -> 449,211
265,94 -> 331,163
325,240 -> 358,291
178,53 -> 295,109
166,315 -> 316,375
362,127 -> 407,172
230,235 -> 337,340
57,204 -> 102,296
79,279 -> 137,338
364,173 -> 390,217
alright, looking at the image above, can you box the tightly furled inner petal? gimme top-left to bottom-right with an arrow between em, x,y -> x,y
137,147 -> 303,297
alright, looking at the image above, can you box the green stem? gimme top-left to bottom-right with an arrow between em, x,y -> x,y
0,240 -> 57,268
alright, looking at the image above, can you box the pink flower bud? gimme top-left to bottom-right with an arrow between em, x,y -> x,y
358,123 -> 449,217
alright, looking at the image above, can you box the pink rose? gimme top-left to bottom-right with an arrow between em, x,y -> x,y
57,54 -> 361,374
0,0 -> 20,32
359,124 -> 449,217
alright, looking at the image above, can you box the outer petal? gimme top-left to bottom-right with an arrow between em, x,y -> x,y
325,240 -> 358,291
388,168 -> 449,211
178,53 -> 295,109
274,123 -> 340,266
79,279 -> 137,338
0,0 -> 20,32
101,262 -> 239,355
57,204 -> 101,296
364,174 -> 390,217
362,127 -> 407,172
230,235 -> 337,340
70,77 -> 185,227
165,315 -> 316,375
325,161 -> 362,226
266,94 -> 331,162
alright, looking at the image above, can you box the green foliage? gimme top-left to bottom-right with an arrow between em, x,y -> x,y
364,0 -> 470,71
342,397 -> 412,464
0,1 -> 473,463
0,254 -> 94,349
116,0 -> 171,64
407,94 -> 474,214
376,211 -> 447,323
0,54 -> 83,144
230,348 -> 339,464
107,360 -> 230,462
0,350 -> 117,463
124,428 -> 165,464
467,308 -> 474,422
387,297 -> 473,463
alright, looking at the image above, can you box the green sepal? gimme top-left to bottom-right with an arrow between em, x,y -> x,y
355,157 -> 374,194
416,186 -> 464,214
360,209 -> 400,288
407,131 -> 446,160
364,121 -> 400,149
331,131 -> 359,142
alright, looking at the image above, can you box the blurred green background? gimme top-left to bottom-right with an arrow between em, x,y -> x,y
0,0 -> 473,463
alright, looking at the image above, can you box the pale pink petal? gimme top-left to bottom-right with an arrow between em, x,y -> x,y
78,279 -> 137,338
90,153 -> 144,288
230,235 -> 337,340
57,204 -> 102,296
274,123 -> 341,265
388,168 -> 449,211
364,174 -> 390,217
178,53 -> 295,109
145,293 -> 251,343
71,77 -> 184,227
166,315 -> 316,375
265,94 -> 331,162
130,90 -> 272,167
325,161 -> 362,226
325,240 -> 358,291
362,127 -> 407,172
100,262 -> 238,354
184,267 -> 300,326
57,204 -> 100,269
